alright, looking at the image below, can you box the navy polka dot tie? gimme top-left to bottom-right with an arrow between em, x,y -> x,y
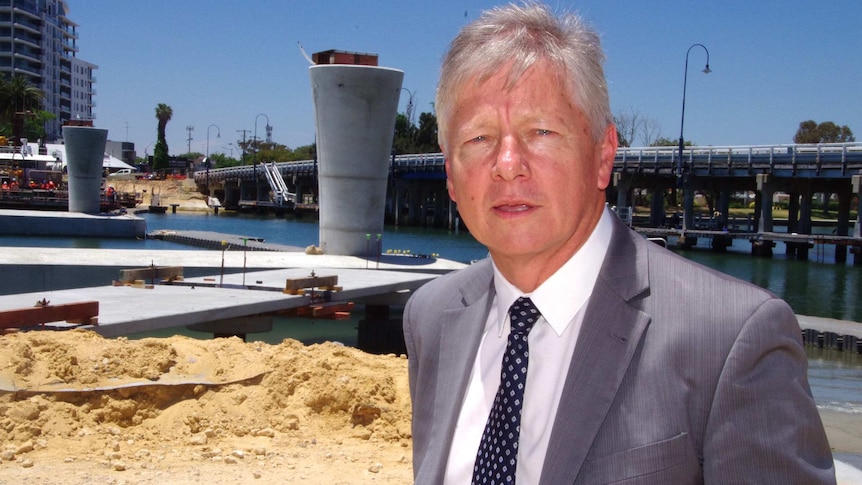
472,297 -> 541,485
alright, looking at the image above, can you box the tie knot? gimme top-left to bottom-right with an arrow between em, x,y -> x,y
509,296 -> 540,336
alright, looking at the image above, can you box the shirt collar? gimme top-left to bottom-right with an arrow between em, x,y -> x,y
492,208 -> 613,336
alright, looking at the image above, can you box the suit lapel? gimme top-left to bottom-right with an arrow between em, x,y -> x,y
427,261 -> 495,478
540,219 -> 653,485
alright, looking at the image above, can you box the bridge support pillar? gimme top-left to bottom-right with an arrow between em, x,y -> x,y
756,174 -> 775,233
649,187 -> 665,227
835,186 -> 852,263
716,190 -> 731,230
449,198 -> 458,230
682,182 -> 695,231
793,186 -> 814,260
63,126 -> 108,214
311,64 -> 403,256
613,172 -> 632,210
853,175 -> 862,266
224,181 -> 240,210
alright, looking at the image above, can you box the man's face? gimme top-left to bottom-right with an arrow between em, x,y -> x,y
444,61 -> 617,267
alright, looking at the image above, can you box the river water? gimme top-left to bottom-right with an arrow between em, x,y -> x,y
1,211 -> 859,414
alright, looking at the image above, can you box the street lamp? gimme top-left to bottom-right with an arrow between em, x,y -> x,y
206,124 -> 220,191
677,43 -> 711,230
253,113 -> 270,201
401,88 -> 416,126
143,141 -> 155,168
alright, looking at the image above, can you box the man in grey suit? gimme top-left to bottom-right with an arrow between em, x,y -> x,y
403,3 -> 835,484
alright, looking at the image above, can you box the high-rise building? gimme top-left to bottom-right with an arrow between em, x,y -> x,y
0,0 -> 97,142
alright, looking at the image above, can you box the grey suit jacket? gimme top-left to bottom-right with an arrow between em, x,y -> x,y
403,215 -> 835,484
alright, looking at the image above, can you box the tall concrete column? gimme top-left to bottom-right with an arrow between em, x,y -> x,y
853,176 -> 862,239
63,126 -> 108,214
756,174 -> 775,233
310,64 -> 403,256
649,187 -> 665,227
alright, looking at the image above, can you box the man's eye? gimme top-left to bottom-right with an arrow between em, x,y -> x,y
536,129 -> 552,136
470,135 -> 486,143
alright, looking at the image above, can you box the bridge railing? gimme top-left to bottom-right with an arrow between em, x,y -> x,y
194,142 -> 862,185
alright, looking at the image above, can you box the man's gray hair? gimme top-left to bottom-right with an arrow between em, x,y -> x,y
436,2 -> 612,150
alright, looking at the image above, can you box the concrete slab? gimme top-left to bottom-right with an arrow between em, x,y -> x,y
0,268 -> 438,337
0,246 -> 467,296
0,267 -> 441,337
0,209 -> 146,238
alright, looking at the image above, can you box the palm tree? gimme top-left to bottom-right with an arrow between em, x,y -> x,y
0,75 -> 44,145
153,103 -> 173,171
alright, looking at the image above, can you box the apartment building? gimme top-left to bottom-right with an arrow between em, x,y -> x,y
0,0 -> 97,142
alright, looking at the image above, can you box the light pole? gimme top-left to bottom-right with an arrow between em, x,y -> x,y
143,141 -> 155,170
401,88 -> 416,126
253,113 -> 270,201
677,43 -> 711,231
206,124 -> 220,192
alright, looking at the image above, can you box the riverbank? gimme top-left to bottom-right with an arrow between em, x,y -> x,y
0,330 -> 859,484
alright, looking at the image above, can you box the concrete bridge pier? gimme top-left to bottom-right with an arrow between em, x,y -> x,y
613,172 -> 632,210
311,64 -> 403,256
448,198 -> 458,230
223,181 -> 240,209
649,187 -> 665,227
752,174 -> 775,257
406,183 -> 423,226
682,180 -> 696,231
853,175 -> 862,265
716,190 -> 731,230
793,187 -> 814,260
63,125 -> 108,214
834,186 -> 853,263
430,185 -> 450,227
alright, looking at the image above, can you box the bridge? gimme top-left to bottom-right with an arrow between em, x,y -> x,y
195,142 -> 862,184
193,143 -> 862,264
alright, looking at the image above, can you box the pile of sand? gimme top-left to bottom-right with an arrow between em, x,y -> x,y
111,179 -> 210,211
0,330 -> 413,484
2,330 -> 860,484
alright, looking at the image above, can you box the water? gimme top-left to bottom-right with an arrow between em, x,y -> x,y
1,211 -> 860,413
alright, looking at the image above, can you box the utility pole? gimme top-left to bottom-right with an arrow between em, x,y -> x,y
237,129 -> 251,164
186,125 -> 194,154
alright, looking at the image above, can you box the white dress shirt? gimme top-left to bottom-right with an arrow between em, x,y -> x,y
444,209 -> 613,484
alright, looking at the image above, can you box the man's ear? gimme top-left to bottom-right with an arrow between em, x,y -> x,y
596,124 -> 618,190
445,158 -> 457,202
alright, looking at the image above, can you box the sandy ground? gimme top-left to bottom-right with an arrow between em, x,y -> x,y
0,331 -> 413,484
0,331 -> 859,484
111,178 -> 210,212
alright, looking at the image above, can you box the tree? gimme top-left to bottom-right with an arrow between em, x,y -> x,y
793,120 -> 855,143
392,113 -> 417,154
639,118 -> 662,147
0,74 -> 45,145
652,137 -> 679,147
153,103 -> 173,171
392,111 -> 438,154
415,112 -> 439,152
614,107 -> 662,147
614,108 -> 640,147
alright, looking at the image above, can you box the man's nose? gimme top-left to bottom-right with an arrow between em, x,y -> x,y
492,136 -> 529,181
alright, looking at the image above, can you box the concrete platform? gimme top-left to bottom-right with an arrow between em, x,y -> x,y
0,209 -> 146,238
0,267 -> 441,338
0,246 -> 466,296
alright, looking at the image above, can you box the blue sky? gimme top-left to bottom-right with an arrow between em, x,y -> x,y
71,0 -> 861,157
